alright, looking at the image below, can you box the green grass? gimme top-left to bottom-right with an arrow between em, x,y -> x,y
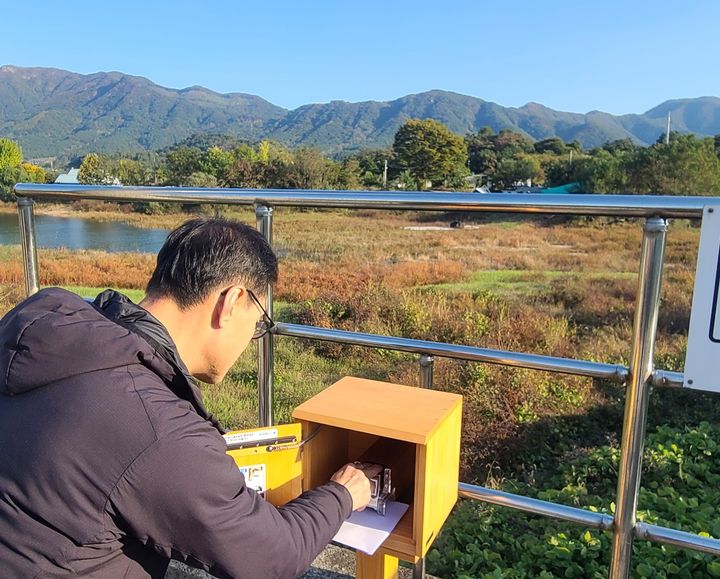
54,285 -> 147,303
421,269 -> 637,297
0,245 -> 20,259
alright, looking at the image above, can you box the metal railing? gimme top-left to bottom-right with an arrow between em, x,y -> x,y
13,183 -> 720,577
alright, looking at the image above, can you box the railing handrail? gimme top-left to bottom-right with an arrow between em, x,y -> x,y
13,184 -> 716,578
275,322 -> 629,381
13,182 -> 715,218
274,322 -> 686,388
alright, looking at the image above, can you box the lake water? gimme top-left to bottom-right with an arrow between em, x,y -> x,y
0,213 -> 169,253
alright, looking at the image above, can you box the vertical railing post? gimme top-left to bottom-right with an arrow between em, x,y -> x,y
17,197 -> 39,296
414,353 -> 434,579
608,217 -> 667,578
419,354 -> 434,389
255,204 -> 274,427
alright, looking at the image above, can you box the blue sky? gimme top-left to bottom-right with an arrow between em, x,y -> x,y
2,1 -> 718,115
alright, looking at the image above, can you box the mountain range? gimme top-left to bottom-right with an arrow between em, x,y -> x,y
2,65 -> 719,160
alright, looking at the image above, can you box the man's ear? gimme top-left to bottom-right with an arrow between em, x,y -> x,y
213,286 -> 244,329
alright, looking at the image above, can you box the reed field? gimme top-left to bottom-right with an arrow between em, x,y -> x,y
2,204 -> 718,576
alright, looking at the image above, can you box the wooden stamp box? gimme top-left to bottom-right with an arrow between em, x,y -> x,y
293,376 -> 462,576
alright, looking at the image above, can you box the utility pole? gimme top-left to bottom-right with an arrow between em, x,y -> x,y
665,112 -> 671,145
382,159 -> 388,188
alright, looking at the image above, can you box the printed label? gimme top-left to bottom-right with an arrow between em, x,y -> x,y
223,428 -> 278,446
239,463 -> 267,499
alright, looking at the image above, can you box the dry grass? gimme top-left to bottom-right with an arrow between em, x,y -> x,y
0,246 -> 155,289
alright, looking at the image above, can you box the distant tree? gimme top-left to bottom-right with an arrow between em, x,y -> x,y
257,140 -> 271,164
396,169 -> 418,191
200,146 -> 233,181
20,162 -> 46,184
493,129 -> 534,157
492,155 -> 541,190
233,143 -> 259,163
185,171 -> 218,188
637,133 -> 720,195
336,158 -> 362,190
164,147 -> 203,185
466,127 -> 498,175
602,138 -> 638,155
392,119 -> 467,188
115,159 -> 149,186
0,160 -> 45,202
78,153 -> 112,184
0,166 -> 23,201
534,137 -> 567,155
0,138 -> 22,170
262,147 -> 331,189
348,149 -> 393,187
224,157 -> 265,188
284,148 -> 334,189
714,134 -> 720,157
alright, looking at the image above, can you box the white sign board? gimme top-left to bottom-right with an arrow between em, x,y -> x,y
685,206 -> 720,391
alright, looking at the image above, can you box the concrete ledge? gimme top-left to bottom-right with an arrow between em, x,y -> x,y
166,544 -> 431,578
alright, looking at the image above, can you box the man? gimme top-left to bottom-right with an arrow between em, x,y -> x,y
0,218 -> 370,578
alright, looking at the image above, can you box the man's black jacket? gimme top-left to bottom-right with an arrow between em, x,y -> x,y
0,288 -> 351,578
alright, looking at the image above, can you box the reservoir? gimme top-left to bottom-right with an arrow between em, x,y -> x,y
0,213 -> 168,253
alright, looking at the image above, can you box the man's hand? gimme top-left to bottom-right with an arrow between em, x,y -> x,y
331,463 -> 371,511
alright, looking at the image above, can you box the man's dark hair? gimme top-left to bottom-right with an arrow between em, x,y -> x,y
146,218 -> 278,309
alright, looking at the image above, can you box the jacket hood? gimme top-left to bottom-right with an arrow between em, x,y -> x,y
0,288 -> 222,431
1,288 -> 154,395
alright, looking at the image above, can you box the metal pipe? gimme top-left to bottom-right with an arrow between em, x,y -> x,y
412,558 -> 426,579
458,483 -> 615,531
635,522 -> 720,557
12,183 -> 714,218
419,354 -> 434,389
651,369 -> 684,389
609,218 -> 668,579
17,198 -> 39,296
413,354 -> 434,579
256,205 -> 274,427
274,322 -> 628,382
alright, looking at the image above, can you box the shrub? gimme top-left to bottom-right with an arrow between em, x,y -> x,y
428,422 -> 720,578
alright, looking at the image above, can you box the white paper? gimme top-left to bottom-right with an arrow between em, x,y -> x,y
332,501 -> 409,555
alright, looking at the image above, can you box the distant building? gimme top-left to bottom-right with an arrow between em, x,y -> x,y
54,168 -> 80,184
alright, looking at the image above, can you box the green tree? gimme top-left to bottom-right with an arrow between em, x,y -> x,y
20,162 -> 46,184
348,149 -> 393,187
282,147 -> 335,189
492,155 -> 542,190
200,146 -> 233,181
534,137 -> 567,155
164,147 -> 203,185
224,157 -> 265,188
0,138 -> 23,170
185,171 -> 218,188
257,140 -> 271,164
392,119 -> 468,189
546,150 -> 626,193
78,153 -> 112,184
115,159 -> 149,186
466,127 -> 498,175
602,138 -> 638,156
634,133 -> 720,195
493,129 -> 534,157
0,161 -> 45,202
